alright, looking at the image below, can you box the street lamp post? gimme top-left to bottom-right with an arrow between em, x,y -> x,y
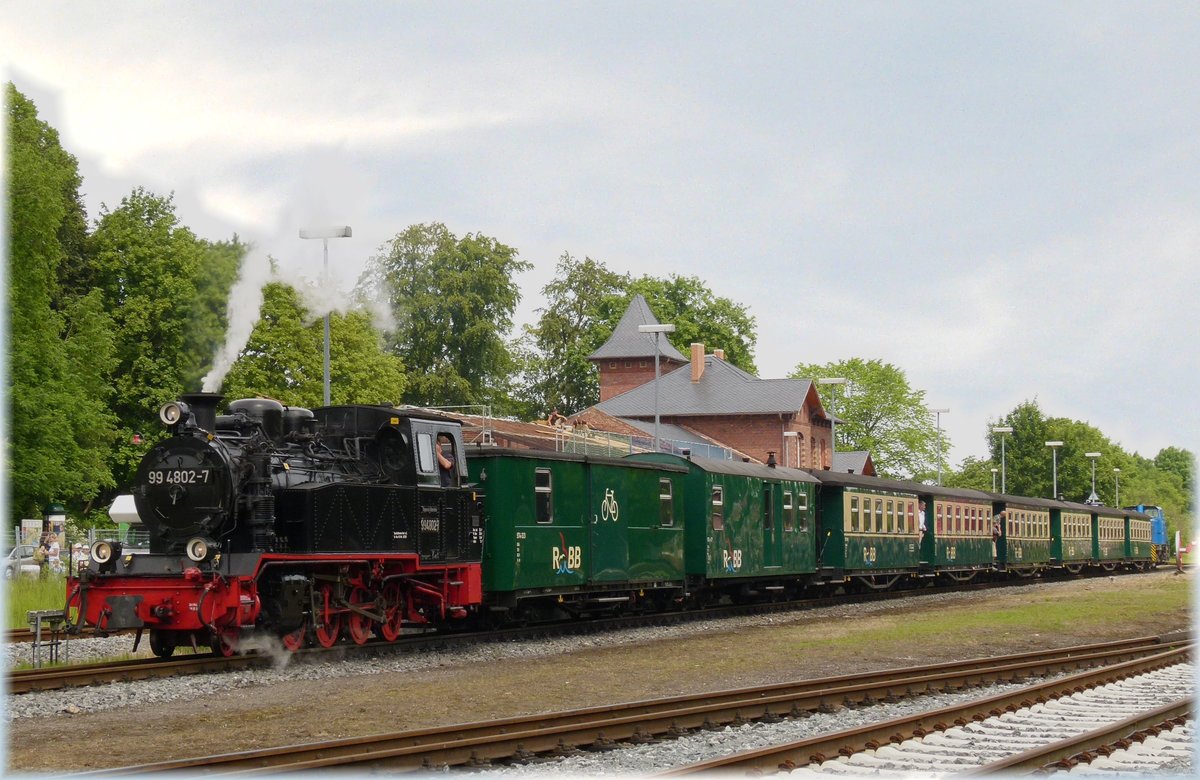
300,226 -> 353,406
1085,451 -> 1102,504
816,378 -> 847,464
1113,467 -> 1120,505
1046,441 -> 1064,499
930,408 -> 949,485
638,323 -> 676,452
992,426 -> 1013,493
991,468 -> 998,492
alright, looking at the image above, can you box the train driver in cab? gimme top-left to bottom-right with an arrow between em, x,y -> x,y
436,432 -> 457,487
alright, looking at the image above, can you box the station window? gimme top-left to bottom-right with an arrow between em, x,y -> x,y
711,485 -> 725,531
535,468 -> 553,524
783,491 -> 795,532
659,478 -> 674,527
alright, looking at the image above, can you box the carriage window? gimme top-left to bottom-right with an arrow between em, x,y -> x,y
535,468 -> 553,524
659,479 -> 674,527
936,504 -> 943,534
711,485 -> 724,531
764,489 -> 774,531
783,491 -> 795,531
416,432 -> 435,473
849,496 -> 859,532
885,502 -> 895,533
874,499 -> 884,533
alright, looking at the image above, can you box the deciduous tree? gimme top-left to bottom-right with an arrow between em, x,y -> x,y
358,223 -> 530,409
789,358 -> 939,479
220,281 -> 406,407
88,188 -> 207,485
7,83 -> 117,523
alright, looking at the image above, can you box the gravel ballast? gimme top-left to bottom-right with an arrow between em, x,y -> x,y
3,570 -> 1191,773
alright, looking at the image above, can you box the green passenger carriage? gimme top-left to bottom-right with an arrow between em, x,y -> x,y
628,454 -> 818,602
897,483 -> 994,579
811,471 -> 921,590
1092,505 -> 1127,569
1126,509 -> 1154,568
1051,503 -> 1095,573
993,495 -> 1054,575
467,448 -> 686,618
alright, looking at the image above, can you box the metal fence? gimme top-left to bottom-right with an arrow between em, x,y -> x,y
556,429 -> 732,460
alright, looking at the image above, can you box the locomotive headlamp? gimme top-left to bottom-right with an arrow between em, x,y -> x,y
185,537 -> 217,562
160,401 -> 186,426
91,540 -> 122,565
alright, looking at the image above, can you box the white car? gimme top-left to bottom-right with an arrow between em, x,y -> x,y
3,545 -> 42,579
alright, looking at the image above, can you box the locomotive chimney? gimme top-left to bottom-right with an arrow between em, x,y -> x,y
181,392 -> 223,431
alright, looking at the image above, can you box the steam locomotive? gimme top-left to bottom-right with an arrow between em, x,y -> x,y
68,393 -> 483,656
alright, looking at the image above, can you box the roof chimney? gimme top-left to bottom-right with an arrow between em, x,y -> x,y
690,343 -> 705,383
713,348 -> 725,360
766,451 -> 777,468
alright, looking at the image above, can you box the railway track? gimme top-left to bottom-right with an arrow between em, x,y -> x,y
664,646 -> 1192,775
7,567 -> 1169,693
75,637 -> 1189,775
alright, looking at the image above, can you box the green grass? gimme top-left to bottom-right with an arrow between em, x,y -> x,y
4,573 -> 71,629
777,575 -> 1192,653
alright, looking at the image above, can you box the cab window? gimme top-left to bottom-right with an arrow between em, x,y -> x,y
416,432 -> 435,473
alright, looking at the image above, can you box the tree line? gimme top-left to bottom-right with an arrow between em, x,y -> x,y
6,82 -> 1193,541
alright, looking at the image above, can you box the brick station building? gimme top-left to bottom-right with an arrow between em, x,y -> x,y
575,295 -> 874,474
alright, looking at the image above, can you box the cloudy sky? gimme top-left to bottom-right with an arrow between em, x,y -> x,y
4,2 -> 1196,467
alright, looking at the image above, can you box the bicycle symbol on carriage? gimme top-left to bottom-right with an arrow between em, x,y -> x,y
601,489 -> 619,523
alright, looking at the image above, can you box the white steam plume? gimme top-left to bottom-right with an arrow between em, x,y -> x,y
201,251 -> 273,392
201,254 -> 397,393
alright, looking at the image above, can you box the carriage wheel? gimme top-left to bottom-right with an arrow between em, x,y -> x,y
150,629 -> 178,658
280,621 -> 308,652
346,586 -> 374,646
314,584 -> 341,649
378,582 -> 405,642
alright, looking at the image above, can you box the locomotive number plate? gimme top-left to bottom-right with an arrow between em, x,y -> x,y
148,469 -> 211,485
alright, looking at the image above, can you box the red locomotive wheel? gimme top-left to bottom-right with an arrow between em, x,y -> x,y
346,587 -> 374,646
314,584 -> 341,649
378,582 -> 405,642
281,622 -> 307,652
213,629 -> 239,657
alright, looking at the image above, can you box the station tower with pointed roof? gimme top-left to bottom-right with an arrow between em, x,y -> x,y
588,294 -> 688,402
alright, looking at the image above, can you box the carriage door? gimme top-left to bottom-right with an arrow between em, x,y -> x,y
763,485 -> 780,567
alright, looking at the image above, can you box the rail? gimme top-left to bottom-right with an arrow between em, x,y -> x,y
75,637 -> 1189,775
